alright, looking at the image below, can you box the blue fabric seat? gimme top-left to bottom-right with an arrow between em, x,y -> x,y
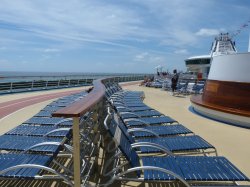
130,125 -> 193,138
139,135 -> 214,153
42,106 -> 64,112
116,106 -> 153,112
6,125 -> 71,138
34,110 -> 53,117
112,101 -> 147,107
24,117 -> 72,126
111,97 -> 143,101
142,156 -> 248,181
113,103 -> 147,108
119,110 -> 162,119
0,153 -> 53,178
103,113 -> 249,186
0,135 -> 64,154
0,153 -> 73,185
125,116 -> 178,127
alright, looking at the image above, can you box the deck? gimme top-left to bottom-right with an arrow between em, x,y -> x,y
0,82 -> 249,186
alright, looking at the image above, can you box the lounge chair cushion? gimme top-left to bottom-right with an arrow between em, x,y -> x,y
0,153 -> 52,178
6,125 -> 71,137
142,156 -> 249,181
120,110 -> 162,119
131,125 -> 192,138
138,135 -> 214,153
125,116 -> 177,127
24,117 -> 72,126
0,135 -> 63,154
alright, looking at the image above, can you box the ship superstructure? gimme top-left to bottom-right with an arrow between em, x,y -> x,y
191,33 -> 250,128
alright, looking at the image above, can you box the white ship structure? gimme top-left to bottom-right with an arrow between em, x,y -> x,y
191,33 -> 250,128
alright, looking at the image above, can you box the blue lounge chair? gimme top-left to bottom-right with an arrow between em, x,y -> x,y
24,117 -> 73,127
102,114 -> 249,186
6,125 -> 72,138
0,153 -> 73,186
0,135 -> 65,154
124,116 -> 178,127
110,91 -> 144,100
124,124 -> 193,138
107,113 -> 216,155
110,97 -> 144,104
116,106 -> 153,113
112,102 -> 147,107
114,109 -> 193,137
119,110 -> 162,119
42,106 -> 64,112
34,110 -> 53,117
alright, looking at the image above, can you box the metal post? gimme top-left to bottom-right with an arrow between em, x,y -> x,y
73,117 -> 81,187
10,82 -> 13,92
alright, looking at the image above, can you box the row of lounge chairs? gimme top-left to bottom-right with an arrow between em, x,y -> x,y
175,81 -> 204,95
103,82 -> 249,186
161,80 -> 205,95
0,91 -> 95,186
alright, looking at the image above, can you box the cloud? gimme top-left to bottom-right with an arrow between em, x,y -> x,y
134,52 -> 149,61
134,52 -> 165,64
0,0 -> 214,50
0,0 -> 248,73
174,49 -> 189,54
44,48 -> 60,53
195,28 -> 224,36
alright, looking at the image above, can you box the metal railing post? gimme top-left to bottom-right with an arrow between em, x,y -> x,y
10,82 -> 13,92
73,117 -> 81,187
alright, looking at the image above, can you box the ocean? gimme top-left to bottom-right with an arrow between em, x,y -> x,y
0,71 -> 145,83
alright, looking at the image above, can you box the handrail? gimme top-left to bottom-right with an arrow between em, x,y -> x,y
52,78 -> 106,118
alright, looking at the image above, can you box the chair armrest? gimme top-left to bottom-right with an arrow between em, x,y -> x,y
119,111 -> 141,118
115,166 -> 190,187
44,128 -> 71,137
127,128 -> 160,138
131,142 -> 173,156
22,142 -> 62,153
124,118 -> 150,127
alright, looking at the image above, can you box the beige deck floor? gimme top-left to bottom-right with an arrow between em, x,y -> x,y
0,84 -> 249,186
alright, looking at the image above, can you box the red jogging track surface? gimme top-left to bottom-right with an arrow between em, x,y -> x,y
0,89 -> 83,119
0,81 -> 140,119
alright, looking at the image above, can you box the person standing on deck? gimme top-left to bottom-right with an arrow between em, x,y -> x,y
171,69 -> 179,95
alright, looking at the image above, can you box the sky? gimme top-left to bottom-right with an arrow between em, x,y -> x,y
0,0 -> 250,74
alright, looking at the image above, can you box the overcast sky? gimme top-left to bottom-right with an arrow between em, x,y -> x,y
0,0 -> 249,73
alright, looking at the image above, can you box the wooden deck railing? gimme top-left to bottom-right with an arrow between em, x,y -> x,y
52,77 -> 129,186
52,78 -> 107,186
